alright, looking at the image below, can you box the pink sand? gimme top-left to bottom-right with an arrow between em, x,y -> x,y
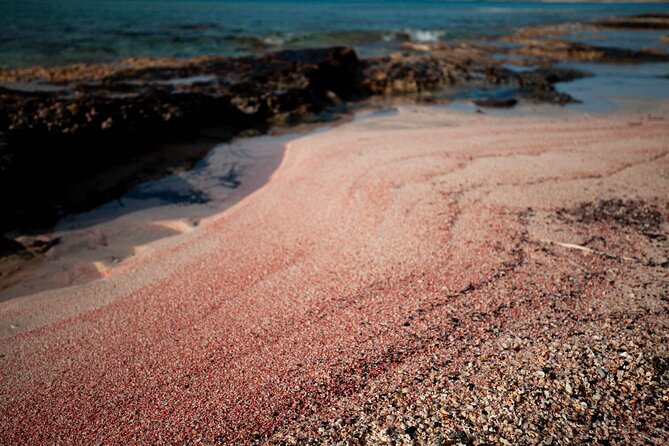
1,105 -> 668,443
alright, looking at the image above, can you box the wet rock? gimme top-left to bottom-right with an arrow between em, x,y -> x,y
516,67 -> 591,104
360,52 -> 588,105
0,47 -> 361,232
360,55 -> 469,95
472,97 -> 518,108
509,39 -> 669,64
593,13 -> 669,30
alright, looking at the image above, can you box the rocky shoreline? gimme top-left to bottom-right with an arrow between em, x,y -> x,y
1,18 -> 668,238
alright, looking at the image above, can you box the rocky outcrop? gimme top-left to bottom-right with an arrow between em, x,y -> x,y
0,47 -> 362,231
360,53 -> 589,105
507,38 -> 669,64
359,54 -> 473,95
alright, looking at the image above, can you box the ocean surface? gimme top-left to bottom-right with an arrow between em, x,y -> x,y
1,1 -> 668,69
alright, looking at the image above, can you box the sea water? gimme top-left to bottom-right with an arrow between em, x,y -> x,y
1,0 -> 668,69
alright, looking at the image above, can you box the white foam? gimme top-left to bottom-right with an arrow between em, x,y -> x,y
405,29 -> 445,43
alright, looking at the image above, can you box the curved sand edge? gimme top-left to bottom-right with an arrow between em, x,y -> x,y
0,131 -> 291,333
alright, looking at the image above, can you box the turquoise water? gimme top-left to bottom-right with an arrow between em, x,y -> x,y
1,1 -> 668,69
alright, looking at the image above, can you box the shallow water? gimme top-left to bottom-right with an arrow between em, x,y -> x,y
557,62 -> 669,113
1,1 -> 668,68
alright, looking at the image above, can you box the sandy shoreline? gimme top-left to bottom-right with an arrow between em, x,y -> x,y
0,128 -> 295,303
1,104 -> 668,444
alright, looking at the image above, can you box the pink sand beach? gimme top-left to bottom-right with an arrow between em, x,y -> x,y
1,104 -> 668,444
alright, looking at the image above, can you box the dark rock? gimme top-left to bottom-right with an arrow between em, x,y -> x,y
524,67 -> 590,85
448,429 -> 471,441
359,51 -> 589,105
516,67 -> 591,105
360,54 -> 473,95
593,13 -> 669,30
472,97 -> 518,108
0,236 -> 28,258
0,47 -> 361,232
274,47 -> 361,96
511,39 -> 669,64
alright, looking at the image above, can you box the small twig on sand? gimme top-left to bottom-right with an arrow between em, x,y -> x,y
541,239 -> 638,262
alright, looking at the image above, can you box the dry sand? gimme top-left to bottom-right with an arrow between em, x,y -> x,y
0,104 -> 667,444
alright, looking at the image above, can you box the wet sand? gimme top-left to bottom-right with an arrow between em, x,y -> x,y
0,104 -> 668,444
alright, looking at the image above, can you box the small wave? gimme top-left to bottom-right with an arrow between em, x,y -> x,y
404,29 -> 446,43
261,33 -> 291,46
224,32 -> 292,50
226,30 -> 384,50
225,29 -> 447,52
388,29 -> 447,43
